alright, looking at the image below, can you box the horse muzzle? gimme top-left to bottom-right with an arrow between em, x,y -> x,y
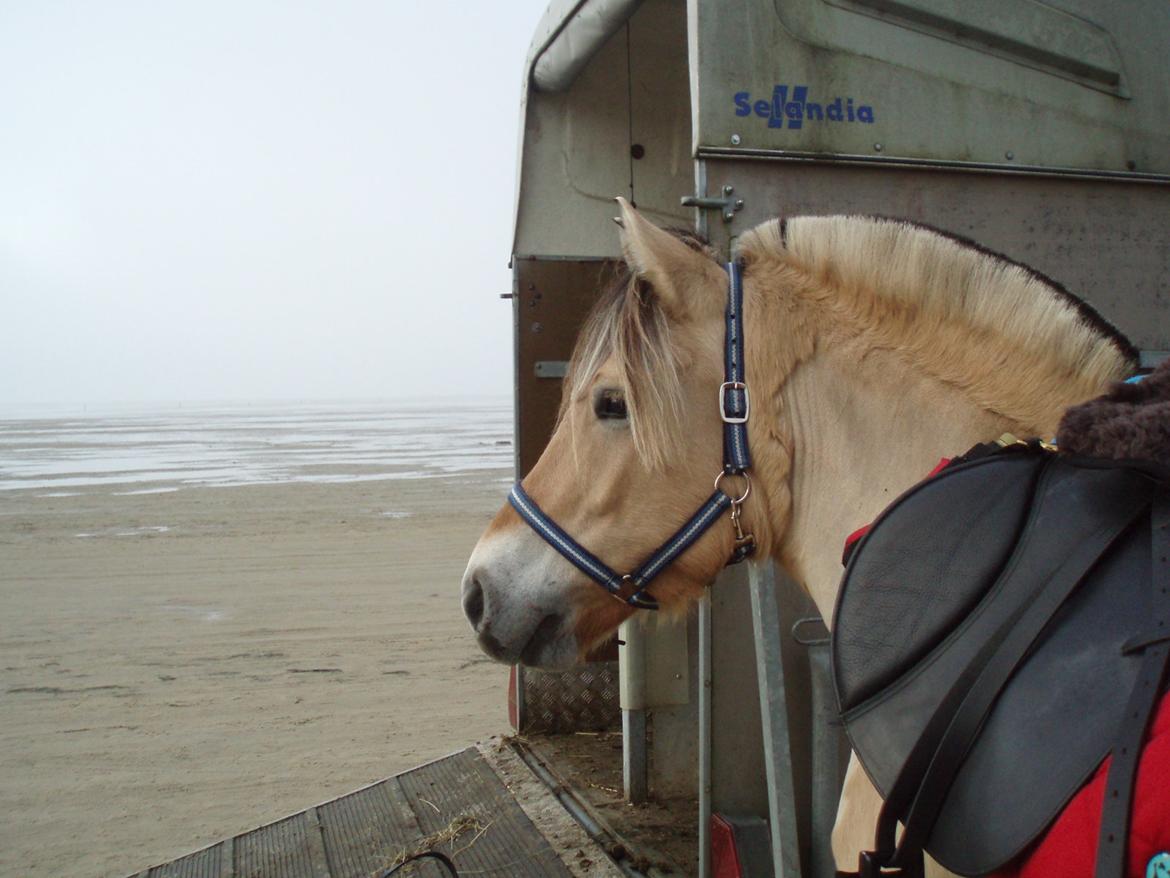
460,565 -> 580,670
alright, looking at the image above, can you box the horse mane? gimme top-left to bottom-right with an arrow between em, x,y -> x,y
737,215 -> 1138,414
560,230 -> 718,469
564,215 -> 1139,468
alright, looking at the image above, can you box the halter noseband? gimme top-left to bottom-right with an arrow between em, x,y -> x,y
507,261 -> 756,611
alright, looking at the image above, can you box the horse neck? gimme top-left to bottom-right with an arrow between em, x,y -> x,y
761,346 -> 1032,626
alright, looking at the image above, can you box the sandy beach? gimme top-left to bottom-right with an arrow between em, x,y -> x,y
0,405 -> 514,878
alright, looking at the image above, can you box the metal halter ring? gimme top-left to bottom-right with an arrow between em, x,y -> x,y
609,573 -> 637,604
714,470 -> 751,504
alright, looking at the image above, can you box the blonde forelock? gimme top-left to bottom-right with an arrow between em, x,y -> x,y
560,271 -> 686,470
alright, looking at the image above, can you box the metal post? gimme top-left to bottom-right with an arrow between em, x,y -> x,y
693,158 -> 710,240
749,562 -> 803,878
695,154 -> 712,878
793,617 -> 848,878
807,641 -> 846,878
698,592 -> 713,878
515,665 -> 527,731
622,709 -> 647,803
695,154 -> 714,878
619,619 -> 648,803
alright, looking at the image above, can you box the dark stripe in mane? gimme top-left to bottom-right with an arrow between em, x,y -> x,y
862,215 -> 1139,368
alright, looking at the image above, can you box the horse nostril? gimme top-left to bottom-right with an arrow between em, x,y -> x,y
462,575 -> 485,630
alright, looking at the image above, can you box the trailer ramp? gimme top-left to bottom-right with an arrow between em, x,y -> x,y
131,742 -> 624,878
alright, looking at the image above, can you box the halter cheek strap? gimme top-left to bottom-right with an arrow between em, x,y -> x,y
722,257 -> 751,473
507,261 -> 755,611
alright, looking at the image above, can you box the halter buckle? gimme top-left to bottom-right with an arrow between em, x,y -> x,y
719,381 -> 750,424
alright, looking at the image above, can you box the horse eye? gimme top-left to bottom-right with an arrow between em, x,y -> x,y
594,389 -> 628,420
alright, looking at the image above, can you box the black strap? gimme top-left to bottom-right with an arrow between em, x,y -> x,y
378,850 -> 459,877
866,469 -> 1149,874
721,259 -> 751,473
1094,491 -> 1170,877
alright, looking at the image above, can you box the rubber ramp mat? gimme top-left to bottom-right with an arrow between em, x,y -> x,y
132,746 -> 583,878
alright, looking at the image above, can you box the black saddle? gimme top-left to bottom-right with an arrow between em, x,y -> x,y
832,443 -> 1170,877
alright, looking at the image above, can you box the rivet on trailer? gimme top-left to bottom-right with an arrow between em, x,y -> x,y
485,0 -> 1170,876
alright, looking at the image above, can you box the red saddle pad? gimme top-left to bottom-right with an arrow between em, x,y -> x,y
995,692 -> 1170,878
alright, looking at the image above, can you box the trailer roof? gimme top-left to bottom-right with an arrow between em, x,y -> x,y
525,0 -> 643,94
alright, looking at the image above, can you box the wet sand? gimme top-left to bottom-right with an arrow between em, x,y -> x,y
0,471 -> 511,877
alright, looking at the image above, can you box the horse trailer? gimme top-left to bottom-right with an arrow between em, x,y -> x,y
508,1 -> 1170,876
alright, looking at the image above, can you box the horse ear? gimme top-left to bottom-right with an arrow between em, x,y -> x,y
615,197 -> 724,321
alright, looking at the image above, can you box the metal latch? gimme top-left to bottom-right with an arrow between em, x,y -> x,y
681,185 -> 744,222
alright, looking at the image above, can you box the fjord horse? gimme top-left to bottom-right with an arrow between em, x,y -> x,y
462,200 -> 1137,876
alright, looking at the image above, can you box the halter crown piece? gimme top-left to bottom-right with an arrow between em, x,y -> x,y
508,261 -> 755,611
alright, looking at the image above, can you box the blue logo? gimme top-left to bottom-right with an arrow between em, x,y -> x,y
734,85 -> 875,129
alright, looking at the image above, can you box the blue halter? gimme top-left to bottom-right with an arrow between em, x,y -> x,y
508,261 -> 755,611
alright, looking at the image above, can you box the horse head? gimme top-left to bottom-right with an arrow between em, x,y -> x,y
461,199 -> 763,668
462,202 -> 1137,671
459,201 -> 1144,876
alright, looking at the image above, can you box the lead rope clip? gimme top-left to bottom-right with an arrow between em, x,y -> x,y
729,498 -> 756,561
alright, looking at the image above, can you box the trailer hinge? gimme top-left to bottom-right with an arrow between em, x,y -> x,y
681,185 -> 744,222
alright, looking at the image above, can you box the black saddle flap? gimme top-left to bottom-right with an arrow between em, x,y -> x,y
832,453 -> 1158,875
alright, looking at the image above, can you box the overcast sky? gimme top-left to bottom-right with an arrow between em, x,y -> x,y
0,1 -> 551,409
